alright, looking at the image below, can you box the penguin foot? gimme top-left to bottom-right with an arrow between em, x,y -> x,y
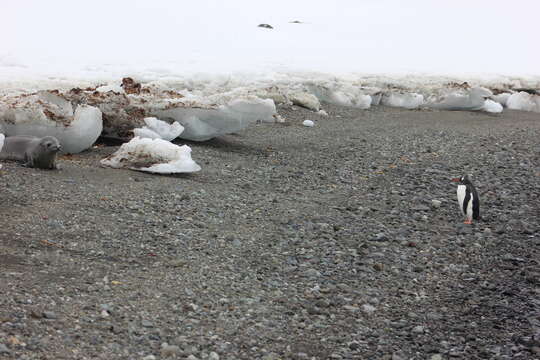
463,219 -> 473,225
40,239 -> 63,248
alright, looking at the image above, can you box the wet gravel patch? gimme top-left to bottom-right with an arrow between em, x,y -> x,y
0,104 -> 539,359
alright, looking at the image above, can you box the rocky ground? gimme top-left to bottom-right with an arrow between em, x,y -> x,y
0,104 -> 539,360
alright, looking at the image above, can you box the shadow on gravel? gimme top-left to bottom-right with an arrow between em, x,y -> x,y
179,136 -> 268,155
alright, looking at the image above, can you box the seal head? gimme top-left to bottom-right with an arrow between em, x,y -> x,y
29,136 -> 61,169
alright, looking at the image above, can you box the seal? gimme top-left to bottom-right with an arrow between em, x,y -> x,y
0,135 -> 61,169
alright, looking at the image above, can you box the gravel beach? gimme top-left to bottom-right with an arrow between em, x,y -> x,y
1,104 -> 539,359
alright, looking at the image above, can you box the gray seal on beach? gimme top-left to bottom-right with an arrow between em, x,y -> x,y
0,135 -> 61,169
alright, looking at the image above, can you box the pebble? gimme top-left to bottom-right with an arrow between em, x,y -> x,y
431,199 -> 442,208
208,352 -> 220,360
42,311 -> 58,319
142,356 -> 156,360
302,120 -> 315,127
343,305 -> 359,312
430,355 -> 443,360
141,319 -> 153,328
161,344 -> 181,357
0,344 -> 10,354
361,304 -> 376,314
371,233 -> 389,242
305,268 -> 321,278
411,325 -> 424,334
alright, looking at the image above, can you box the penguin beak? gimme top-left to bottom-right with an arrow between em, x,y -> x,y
451,177 -> 460,182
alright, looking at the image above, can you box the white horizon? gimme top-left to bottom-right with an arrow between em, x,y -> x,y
1,0 -> 539,80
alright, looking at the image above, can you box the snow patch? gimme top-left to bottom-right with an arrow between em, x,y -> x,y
100,137 -> 201,174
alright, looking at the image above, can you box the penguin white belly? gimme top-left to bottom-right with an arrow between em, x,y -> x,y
457,185 -> 466,215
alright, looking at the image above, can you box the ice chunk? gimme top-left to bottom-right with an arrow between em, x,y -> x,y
133,127 -> 161,139
100,137 -> 201,174
289,92 -> 321,111
65,88 -> 136,138
482,99 -> 503,113
133,117 -> 184,141
149,97 -> 276,141
506,92 -> 538,112
329,91 -> 371,109
427,87 -> 492,111
491,93 -> 511,107
0,91 -> 102,153
308,86 -> 371,109
303,120 -> 314,127
253,86 -> 289,105
381,92 -> 424,109
370,93 -> 383,106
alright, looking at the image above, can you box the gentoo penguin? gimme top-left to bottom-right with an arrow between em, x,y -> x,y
451,175 -> 480,224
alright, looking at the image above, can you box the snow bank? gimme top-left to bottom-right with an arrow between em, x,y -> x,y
100,137 -> 201,174
133,117 -> 184,141
58,82 -> 277,141
0,91 -> 102,153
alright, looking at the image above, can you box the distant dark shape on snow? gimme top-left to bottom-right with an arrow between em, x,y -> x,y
258,24 -> 274,29
289,20 -> 303,24
451,175 -> 480,224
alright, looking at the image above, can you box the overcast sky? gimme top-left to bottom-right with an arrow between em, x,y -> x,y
1,0 -> 539,76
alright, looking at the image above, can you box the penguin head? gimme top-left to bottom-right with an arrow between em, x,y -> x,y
451,175 -> 471,184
